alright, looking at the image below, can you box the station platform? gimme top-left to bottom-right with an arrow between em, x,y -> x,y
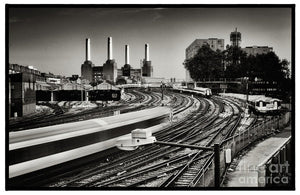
223,125 -> 291,187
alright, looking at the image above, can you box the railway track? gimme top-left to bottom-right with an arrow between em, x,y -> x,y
159,103 -> 242,187
8,89 -> 196,187
10,88 -> 257,188
98,99 -> 236,187
63,97 -> 242,188
43,95 -> 225,187
8,88 -> 165,131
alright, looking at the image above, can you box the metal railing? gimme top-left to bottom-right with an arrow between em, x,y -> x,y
257,136 -> 291,187
193,111 -> 291,187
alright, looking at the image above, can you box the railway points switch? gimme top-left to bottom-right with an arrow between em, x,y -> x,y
132,129 -> 152,139
116,129 -> 156,151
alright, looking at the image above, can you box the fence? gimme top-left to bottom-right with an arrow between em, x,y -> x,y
257,137 -> 291,187
192,111 -> 291,187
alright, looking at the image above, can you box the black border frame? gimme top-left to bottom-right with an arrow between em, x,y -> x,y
5,4 -> 296,191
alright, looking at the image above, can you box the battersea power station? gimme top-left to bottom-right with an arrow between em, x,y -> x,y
81,37 -> 153,85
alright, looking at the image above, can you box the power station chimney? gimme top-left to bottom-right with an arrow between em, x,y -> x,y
86,38 -> 91,61
108,37 -> 113,60
125,45 -> 130,64
145,43 -> 149,61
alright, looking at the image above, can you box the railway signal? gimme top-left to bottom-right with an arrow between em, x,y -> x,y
161,81 -> 166,100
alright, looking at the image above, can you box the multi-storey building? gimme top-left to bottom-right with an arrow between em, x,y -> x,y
9,64 -> 38,117
242,46 -> 273,56
185,38 -> 225,81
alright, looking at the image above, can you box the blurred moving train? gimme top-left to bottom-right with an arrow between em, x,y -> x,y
9,107 -> 171,178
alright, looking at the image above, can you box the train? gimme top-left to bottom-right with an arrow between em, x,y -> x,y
9,107 -> 171,178
192,87 -> 212,97
116,83 -> 142,89
172,85 -> 212,98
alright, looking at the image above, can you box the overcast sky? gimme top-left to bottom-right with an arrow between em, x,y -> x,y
8,7 -> 292,79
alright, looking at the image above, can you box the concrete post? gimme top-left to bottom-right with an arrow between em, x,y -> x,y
257,165 -> 266,187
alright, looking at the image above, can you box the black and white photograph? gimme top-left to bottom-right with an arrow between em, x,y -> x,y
5,4 -> 295,190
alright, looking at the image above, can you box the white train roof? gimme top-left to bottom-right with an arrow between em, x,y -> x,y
194,87 -> 211,91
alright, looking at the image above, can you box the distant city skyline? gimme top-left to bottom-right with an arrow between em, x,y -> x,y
8,7 -> 292,79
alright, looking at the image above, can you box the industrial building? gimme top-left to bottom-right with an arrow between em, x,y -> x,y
121,45 -> 131,77
80,37 -> 155,84
118,44 -> 142,84
103,37 -> 118,84
185,38 -> 225,82
242,46 -> 273,56
142,43 -> 153,77
185,38 -> 225,59
9,72 -> 36,117
81,38 -> 96,84
80,37 -> 118,84
81,37 -> 117,84
117,43 -> 153,84
8,64 -> 47,117
9,64 -> 44,82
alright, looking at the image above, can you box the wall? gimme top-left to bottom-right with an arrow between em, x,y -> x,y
9,73 -> 36,117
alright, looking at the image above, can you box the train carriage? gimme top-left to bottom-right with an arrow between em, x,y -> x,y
9,107 -> 171,178
172,85 -> 212,98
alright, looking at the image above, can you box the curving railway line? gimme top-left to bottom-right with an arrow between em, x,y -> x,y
42,94 -> 250,188
9,88 -> 257,188
8,88 -> 197,187
8,88 -> 169,131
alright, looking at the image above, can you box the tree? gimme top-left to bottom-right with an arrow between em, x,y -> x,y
184,44 -> 223,81
246,52 -> 290,82
184,44 -> 291,90
223,46 -> 248,78
279,59 -> 290,79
